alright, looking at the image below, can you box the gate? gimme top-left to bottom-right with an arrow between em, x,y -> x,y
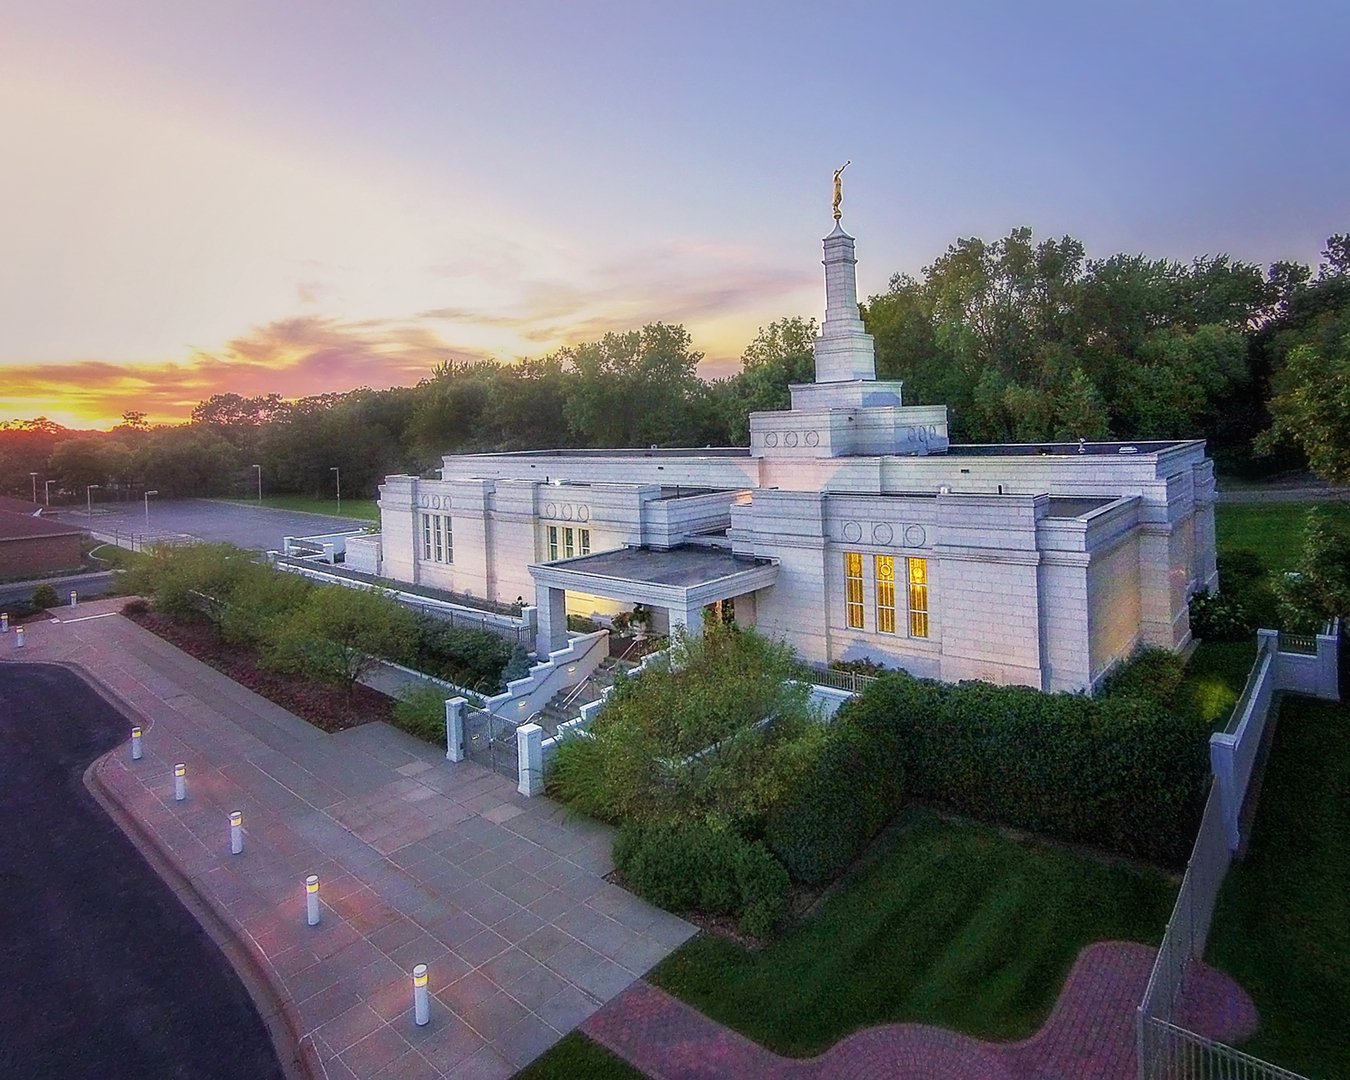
463,707 -> 519,779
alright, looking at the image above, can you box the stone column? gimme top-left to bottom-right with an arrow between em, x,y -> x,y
535,583 -> 568,658
517,723 -> 544,797
444,697 -> 467,762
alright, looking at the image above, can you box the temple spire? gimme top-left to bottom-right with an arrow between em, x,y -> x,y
812,165 -> 876,383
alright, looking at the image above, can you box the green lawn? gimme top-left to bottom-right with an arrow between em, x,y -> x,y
1214,501 -> 1350,574
88,543 -> 148,571
514,1033 -> 643,1080
216,494 -> 380,521
1206,694 -> 1350,1079
1174,640 -> 1258,730
648,808 -> 1176,1056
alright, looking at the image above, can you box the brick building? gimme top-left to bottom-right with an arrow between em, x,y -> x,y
0,499 -> 85,580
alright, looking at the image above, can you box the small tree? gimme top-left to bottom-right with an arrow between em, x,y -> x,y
127,542 -> 258,633
268,586 -> 417,691
1273,507 -> 1350,631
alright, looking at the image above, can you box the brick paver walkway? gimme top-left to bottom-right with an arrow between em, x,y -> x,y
3,601 -> 695,1079
582,942 -> 1258,1079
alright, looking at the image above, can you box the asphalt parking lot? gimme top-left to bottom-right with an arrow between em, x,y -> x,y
0,662 -> 286,1080
68,498 -> 369,552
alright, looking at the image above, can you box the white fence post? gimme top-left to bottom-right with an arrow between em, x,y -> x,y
445,697 -> 466,762
517,723 -> 544,797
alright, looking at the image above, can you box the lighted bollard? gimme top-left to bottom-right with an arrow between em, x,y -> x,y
69,591 -> 77,607
230,811 -> 244,855
412,965 -> 430,1026
173,763 -> 186,801
14,626 -> 24,648
1,612 -> 8,632
130,727 -> 143,760
305,875 -> 321,926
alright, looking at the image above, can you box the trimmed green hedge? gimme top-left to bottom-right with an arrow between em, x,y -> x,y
765,720 -> 905,885
615,820 -> 789,938
838,673 -> 1208,866
404,614 -> 517,692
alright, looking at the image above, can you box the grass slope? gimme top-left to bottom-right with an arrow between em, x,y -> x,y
1207,695 -> 1350,1078
649,809 -> 1176,1056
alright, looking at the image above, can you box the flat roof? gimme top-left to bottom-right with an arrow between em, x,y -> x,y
945,440 -> 1194,457
1045,496 -> 1119,518
545,545 -> 773,588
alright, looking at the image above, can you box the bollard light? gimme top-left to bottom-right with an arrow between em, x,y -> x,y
15,626 -> 24,648
305,875 -> 321,926
229,811 -> 243,855
130,727 -> 143,760
69,591 -> 77,608
412,965 -> 430,1026
1,612 -> 8,632
173,763 -> 186,801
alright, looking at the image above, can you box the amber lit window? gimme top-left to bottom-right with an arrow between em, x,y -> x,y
547,526 -> 559,561
875,555 -> 896,634
907,557 -> 929,638
844,552 -> 864,629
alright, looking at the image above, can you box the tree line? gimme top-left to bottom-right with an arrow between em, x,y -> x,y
3,227 -> 1347,504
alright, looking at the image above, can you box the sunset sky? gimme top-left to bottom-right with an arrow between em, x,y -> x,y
2,1 -> 1347,429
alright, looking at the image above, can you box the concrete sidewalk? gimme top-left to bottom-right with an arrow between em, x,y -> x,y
3,601 -> 694,1079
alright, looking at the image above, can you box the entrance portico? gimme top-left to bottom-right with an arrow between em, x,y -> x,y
530,545 -> 779,656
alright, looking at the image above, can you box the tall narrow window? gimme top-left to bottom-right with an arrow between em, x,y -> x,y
875,555 -> 896,634
907,557 -> 929,638
844,552 -> 864,629
432,515 -> 444,563
442,513 -> 453,563
563,527 -> 575,559
421,514 -> 432,560
579,528 -> 591,556
547,526 -> 558,561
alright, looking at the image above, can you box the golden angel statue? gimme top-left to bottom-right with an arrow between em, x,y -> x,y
832,160 -> 850,220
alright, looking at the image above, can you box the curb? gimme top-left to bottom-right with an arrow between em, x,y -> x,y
84,751 -> 321,1080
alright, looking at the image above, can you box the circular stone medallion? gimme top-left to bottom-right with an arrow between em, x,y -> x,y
804,430 -> 820,447
872,522 -> 894,545
783,431 -> 799,448
545,502 -> 557,518
842,521 -> 863,543
764,432 -> 779,448
578,505 -> 590,521
903,524 -> 927,547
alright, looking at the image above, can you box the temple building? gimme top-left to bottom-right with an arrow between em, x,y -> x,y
360,202 -> 1216,694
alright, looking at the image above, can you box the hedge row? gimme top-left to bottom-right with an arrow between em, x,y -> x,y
764,720 -> 904,885
838,673 -> 1208,866
614,820 -> 789,938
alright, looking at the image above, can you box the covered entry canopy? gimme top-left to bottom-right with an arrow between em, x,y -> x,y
529,545 -> 778,655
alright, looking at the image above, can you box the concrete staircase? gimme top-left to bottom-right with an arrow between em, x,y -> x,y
533,658 -> 634,734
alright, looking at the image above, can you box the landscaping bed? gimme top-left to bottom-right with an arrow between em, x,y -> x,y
127,609 -> 393,733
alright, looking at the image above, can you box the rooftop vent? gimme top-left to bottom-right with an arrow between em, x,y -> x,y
1117,446 -> 1139,455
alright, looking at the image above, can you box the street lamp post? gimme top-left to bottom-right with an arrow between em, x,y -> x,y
252,464 -> 262,504
86,484 -> 100,521
330,466 -> 341,516
144,490 -> 159,533
44,480 -> 55,506
29,472 -> 38,504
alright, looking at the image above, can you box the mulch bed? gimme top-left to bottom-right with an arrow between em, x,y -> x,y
126,609 -> 394,733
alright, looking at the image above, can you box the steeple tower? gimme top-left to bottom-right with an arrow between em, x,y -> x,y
813,221 -> 878,383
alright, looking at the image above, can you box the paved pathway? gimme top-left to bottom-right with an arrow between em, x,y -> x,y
582,942 -> 1258,1080
3,601 -> 695,1079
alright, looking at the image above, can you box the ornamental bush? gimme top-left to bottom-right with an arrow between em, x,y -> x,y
1100,648 -> 1186,706
838,672 -> 1207,867
614,819 -> 790,938
764,719 -> 905,885
31,584 -> 60,609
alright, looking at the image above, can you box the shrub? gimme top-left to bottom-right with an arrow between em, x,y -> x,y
615,820 -> 790,937
837,671 -> 1208,866
1190,547 -> 1275,642
121,598 -> 150,616
1101,648 -> 1185,706
392,685 -> 449,745
220,565 -> 313,650
405,615 -> 515,692
829,657 -> 889,677
567,614 -> 601,634
267,585 -> 417,690
765,720 -> 905,885
502,644 -> 532,685
31,584 -> 60,609
733,841 -> 790,938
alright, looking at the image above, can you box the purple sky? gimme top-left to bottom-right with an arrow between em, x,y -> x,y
2,0 -> 1346,425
